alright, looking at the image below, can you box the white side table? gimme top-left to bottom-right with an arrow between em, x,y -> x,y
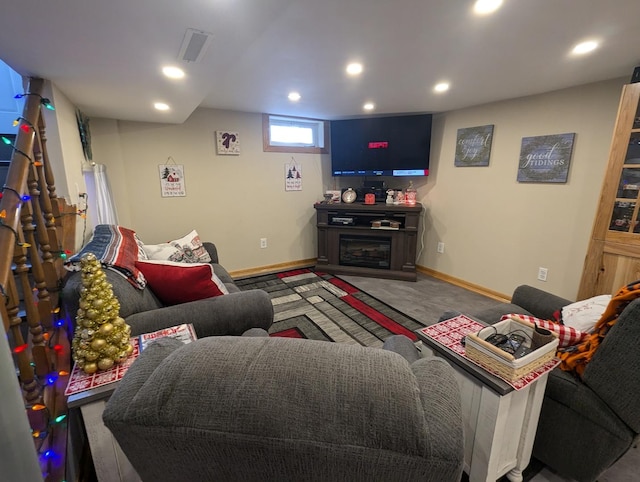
68,384 -> 141,482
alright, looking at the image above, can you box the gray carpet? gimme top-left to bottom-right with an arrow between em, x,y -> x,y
337,272 -> 500,325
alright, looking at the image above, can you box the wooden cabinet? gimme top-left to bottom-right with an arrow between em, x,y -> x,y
314,202 -> 422,281
578,83 -> 640,298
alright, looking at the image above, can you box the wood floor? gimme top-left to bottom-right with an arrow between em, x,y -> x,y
340,272 -> 639,482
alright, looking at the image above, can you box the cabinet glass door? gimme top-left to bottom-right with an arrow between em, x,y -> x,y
609,132 -> 640,232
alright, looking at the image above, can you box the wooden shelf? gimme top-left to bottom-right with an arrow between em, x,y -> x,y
314,202 -> 422,281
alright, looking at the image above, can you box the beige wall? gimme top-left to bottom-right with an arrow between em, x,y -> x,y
73,77 -> 627,299
91,108 -> 332,272
421,77 -> 627,299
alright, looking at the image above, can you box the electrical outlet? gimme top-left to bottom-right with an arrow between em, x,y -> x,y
538,267 -> 548,282
437,242 -> 445,254
260,238 -> 267,249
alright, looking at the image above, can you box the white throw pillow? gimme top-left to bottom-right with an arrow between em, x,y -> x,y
142,242 -> 182,260
561,294 -> 611,333
168,230 -> 212,263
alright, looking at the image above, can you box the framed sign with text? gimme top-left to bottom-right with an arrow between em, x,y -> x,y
455,125 -> 494,167
517,133 -> 575,183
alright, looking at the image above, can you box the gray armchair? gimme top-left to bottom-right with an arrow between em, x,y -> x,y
102,335 -> 464,482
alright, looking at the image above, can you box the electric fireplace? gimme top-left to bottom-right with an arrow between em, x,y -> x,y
339,235 -> 391,269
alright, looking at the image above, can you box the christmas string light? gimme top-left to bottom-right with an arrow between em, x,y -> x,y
1,135 -> 33,162
0,219 -> 32,248
14,92 -> 56,111
13,116 -> 36,133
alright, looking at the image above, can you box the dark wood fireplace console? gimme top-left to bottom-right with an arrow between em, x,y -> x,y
314,202 -> 422,281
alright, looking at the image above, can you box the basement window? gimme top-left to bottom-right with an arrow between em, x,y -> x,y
262,114 -> 328,154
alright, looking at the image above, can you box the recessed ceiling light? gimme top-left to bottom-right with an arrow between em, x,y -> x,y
288,92 -> 301,102
572,40 -> 599,55
154,102 -> 170,111
346,63 -> 363,76
434,82 -> 450,93
473,0 -> 503,15
162,66 -> 185,79
363,102 -> 375,111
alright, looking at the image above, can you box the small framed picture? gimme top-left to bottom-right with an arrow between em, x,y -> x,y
216,131 -> 240,155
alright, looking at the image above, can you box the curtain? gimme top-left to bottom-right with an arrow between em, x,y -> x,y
92,163 -> 118,225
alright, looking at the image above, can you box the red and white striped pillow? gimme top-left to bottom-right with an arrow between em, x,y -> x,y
500,314 -> 588,348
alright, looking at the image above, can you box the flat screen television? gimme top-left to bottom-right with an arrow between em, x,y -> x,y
330,114 -> 432,177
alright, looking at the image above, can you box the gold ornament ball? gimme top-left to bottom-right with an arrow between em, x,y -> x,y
125,343 -> 134,356
105,344 -> 118,357
83,362 -> 98,374
97,358 -> 115,371
113,317 -> 125,327
85,350 -> 99,361
92,299 -> 105,309
90,338 -> 107,351
99,323 -> 114,336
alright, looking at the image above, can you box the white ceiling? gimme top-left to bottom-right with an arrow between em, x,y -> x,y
0,0 -> 639,124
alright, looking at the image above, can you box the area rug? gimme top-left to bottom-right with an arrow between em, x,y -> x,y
235,268 -> 427,347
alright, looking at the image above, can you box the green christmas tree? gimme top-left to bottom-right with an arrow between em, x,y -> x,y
72,253 -> 134,374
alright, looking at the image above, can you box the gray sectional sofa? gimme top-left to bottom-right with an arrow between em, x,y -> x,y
61,242 -> 274,338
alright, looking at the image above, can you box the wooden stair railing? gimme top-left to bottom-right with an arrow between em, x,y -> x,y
0,77 -> 76,482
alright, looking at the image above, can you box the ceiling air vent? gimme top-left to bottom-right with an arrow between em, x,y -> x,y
178,28 -> 214,63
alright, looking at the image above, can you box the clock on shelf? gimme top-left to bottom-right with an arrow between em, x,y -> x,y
342,187 -> 357,203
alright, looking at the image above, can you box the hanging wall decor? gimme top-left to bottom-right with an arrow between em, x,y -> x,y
216,130 -> 241,155
285,157 -> 302,191
159,158 -> 186,197
517,133 -> 575,183
455,124 -> 494,167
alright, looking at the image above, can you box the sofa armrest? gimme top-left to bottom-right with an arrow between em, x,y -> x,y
511,285 -> 572,320
411,357 -> 464,477
202,242 -> 219,264
125,289 -> 273,338
382,335 -> 421,364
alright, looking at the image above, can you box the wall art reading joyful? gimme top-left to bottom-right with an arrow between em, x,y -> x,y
455,125 -> 494,167
517,133 -> 575,183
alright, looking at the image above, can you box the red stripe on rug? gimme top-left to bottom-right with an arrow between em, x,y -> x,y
341,295 -> 417,341
327,277 -> 360,295
270,327 -> 305,338
277,268 -> 312,279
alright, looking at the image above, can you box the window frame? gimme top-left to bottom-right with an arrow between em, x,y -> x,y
262,114 -> 329,154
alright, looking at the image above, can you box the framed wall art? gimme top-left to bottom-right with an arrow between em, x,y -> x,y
216,130 -> 240,155
455,124 -> 494,167
159,159 -> 186,197
517,133 -> 575,183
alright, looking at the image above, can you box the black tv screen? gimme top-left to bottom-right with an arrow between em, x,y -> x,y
330,114 -> 432,177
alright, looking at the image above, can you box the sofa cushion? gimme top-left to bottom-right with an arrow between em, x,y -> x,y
135,260 -> 228,305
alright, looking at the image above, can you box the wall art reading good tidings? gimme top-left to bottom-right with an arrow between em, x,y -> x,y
517,133 -> 575,183
216,130 -> 240,155
455,124 -> 494,166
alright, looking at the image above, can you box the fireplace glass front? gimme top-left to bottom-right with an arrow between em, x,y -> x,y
339,235 -> 391,269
